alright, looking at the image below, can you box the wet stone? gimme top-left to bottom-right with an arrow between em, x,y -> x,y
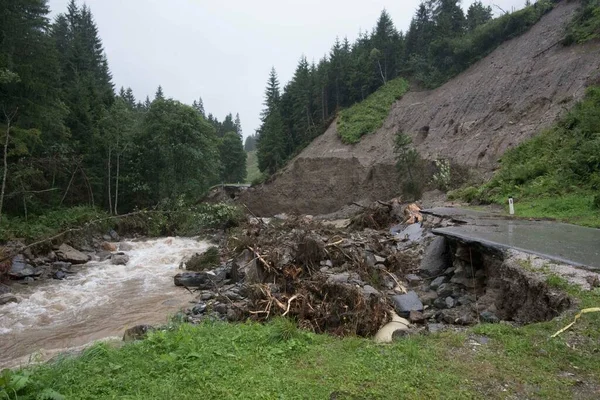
409,310 -> 425,324
0,294 -> 18,306
192,303 -> 207,315
111,253 -> 130,266
436,283 -> 454,298
429,276 -> 447,290
53,270 -> 66,280
392,291 -> 424,318
480,311 -> 500,324
427,323 -> 446,334
433,297 -> 448,310
405,274 -> 422,287
445,296 -> 456,309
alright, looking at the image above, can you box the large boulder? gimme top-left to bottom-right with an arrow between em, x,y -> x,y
111,253 -> 130,266
56,244 -> 89,264
418,236 -> 450,277
174,267 -> 228,289
9,255 -> 41,279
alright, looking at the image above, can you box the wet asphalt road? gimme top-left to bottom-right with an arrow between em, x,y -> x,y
424,207 -> 600,271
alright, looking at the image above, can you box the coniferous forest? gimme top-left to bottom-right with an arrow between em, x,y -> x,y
0,0 -> 246,222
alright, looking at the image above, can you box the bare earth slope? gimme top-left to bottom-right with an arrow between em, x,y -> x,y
242,1 -> 600,216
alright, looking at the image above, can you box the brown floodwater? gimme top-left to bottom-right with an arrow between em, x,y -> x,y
0,237 -> 209,369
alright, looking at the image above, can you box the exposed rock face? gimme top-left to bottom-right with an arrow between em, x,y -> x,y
0,294 -> 18,306
240,1 -> 600,216
56,244 -> 89,265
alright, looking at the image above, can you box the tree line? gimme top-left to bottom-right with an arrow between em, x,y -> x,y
0,0 -> 247,222
256,0 -> 556,175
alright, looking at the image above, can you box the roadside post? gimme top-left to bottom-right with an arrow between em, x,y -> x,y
508,197 -> 515,216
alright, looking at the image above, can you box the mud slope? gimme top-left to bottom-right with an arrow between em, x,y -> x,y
242,1 -> 600,216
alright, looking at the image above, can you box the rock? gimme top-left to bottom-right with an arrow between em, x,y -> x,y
192,303 -> 207,315
110,253 -> 130,266
56,244 -> 89,264
445,296 -> 456,309
123,325 -> 153,341
391,291 -> 424,317
327,272 -> 350,284
374,255 -> 386,264
109,229 -> 120,241
96,251 -> 112,262
419,237 -> 450,277
0,283 -> 10,295
457,295 -> 475,306
433,297 -> 448,310
363,252 -> 376,268
119,242 -> 133,251
200,292 -> 215,301
362,285 -> 380,297
420,290 -> 438,306
320,260 -> 333,268
102,235 -> 112,241
9,255 -> 40,279
22,277 -> 35,283
101,242 -> 117,252
0,294 -> 18,305
436,283 -> 454,298
429,276 -> 447,290
405,274 -> 422,287
174,268 -> 227,288
409,310 -> 425,324
52,261 -> 76,274
480,311 -> 500,324
427,323 -> 446,334
53,270 -> 67,280
213,303 -> 228,314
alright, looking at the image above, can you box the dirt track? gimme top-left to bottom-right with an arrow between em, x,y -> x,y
241,1 -> 600,216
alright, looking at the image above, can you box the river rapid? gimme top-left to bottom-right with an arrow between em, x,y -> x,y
0,237 -> 209,369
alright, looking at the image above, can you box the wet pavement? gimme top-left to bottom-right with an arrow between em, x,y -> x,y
424,207 -> 600,271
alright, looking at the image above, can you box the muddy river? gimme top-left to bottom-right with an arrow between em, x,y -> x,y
0,237 -> 209,369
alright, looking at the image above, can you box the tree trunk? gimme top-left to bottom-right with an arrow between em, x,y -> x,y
377,60 -> 387,85
114,150 -> 120,215
107,146 -> 112,214
0,108 -> 17,225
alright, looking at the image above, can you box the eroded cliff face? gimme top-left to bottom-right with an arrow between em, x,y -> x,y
242,1 -> 600,216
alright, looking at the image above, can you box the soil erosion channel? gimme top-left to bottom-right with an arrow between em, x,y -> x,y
0,237 -> 209,369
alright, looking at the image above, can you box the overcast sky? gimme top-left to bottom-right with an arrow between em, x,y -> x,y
48,0 -> 527,139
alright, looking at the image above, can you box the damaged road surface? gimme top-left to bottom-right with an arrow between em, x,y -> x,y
426,207 -> 600,271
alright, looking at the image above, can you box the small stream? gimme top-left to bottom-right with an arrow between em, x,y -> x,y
0,237 -> 210,369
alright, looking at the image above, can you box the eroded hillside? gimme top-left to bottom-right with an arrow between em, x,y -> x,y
242,1 -> 600,216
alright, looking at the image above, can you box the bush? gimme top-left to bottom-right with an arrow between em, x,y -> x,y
563,0 -> 600,45
185,247 -> 220,271
337,78 -> 409,144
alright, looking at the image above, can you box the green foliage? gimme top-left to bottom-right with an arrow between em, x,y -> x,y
0,369 -> 64,400
219,132 -> 247,183
455,86 -> 600,227
136,99 -> 220,206
0,206 -> 110,242
185,247 -> 220,271
432,159 -> 451,191
563,0 -> 600,44
337,78 -> 409,144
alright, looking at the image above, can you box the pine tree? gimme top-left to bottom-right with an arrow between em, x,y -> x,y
466,1 -> 493,31
234,113 -> 242,137
192,97 -> 205,117
155,85 -> 165,101
219,131 -> 247,183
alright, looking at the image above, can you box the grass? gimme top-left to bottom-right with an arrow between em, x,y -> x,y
564,0 -> 600,45
245,150 -> 263,184
450,86 -> 600,228
5,278 -> 600,399
337,77 -> 409,144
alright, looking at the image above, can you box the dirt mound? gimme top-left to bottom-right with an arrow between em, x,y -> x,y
240,1 -> 600,216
